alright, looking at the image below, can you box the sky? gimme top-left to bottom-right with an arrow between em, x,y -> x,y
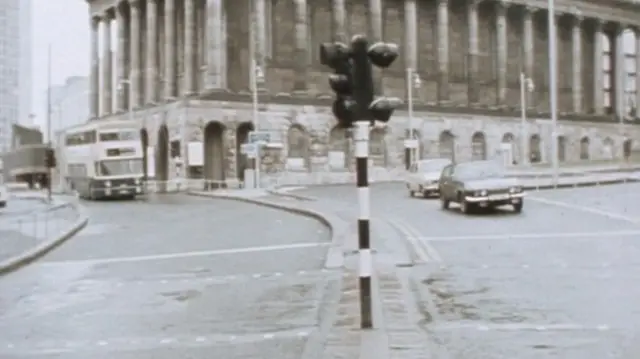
31,0 -> 90,129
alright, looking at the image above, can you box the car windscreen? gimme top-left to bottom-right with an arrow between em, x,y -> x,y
97,159 -> 143,176
455,162 -> 505,180
418,160 -> 450,173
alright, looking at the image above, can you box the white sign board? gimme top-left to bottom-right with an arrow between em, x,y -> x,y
403,139 -> 419,149
249,131 -> 270,144
146,146 -> 156,177
187,142 -> 203,166
241,143 -> 257,158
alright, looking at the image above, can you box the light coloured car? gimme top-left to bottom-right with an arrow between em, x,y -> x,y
439,160 -> 525,214
406,158 -> 452,198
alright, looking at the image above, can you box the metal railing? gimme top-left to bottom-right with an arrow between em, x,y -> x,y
0,200 -> 82,262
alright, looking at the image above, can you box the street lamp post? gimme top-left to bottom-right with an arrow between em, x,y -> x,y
548,0 -> 559,185
519,72 -> 535,166
250,60 -> 265,188
405,68 -> 422,169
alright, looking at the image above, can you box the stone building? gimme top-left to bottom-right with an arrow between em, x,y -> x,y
85,0 -> 640,185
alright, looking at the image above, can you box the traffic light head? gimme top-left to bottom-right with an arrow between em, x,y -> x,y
328,73 -> 352,95
332,98 -> 357,128
369,97 -> 403,124
319,42 -> 351,70
367,42 -> 399,68
45,148 -> 57,168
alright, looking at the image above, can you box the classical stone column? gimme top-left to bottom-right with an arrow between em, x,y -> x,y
571,14 -> 583,113
164,0 -> 176,98
184,0 -> 196,94
404,0 -> 418,100
90,16 -> 100,118
115,5 -> 127,112
614,25 -> 626,119
593,19 -> 604,115
636,28 -> 640,117
522,6 -> 535,109
205,0 -> 223,90
368,0 -> 383,93
437,0 -> 449,103
292,0 -> 309,93
332,0 -> 347,42
255,0 -> 268,70
467,0 -> 479,105
130,0 -> 141,107
102,11 -> 113,116
146,0 -> 158,103
495,1 -> 507,106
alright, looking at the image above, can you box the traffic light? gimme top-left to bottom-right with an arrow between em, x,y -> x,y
321,36 -> 402,127
320,42 -> 355,128
364,41 -> 402,125
45,148 -> 56,168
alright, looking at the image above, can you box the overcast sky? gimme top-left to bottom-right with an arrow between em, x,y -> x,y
31,0 -> 89,129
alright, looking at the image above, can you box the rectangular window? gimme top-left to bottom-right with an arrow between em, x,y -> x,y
95,159 -> 143,176
98,130 -> 138,142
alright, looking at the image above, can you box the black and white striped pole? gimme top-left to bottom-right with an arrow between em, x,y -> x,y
354,120 -> 373,328
320,35 -> 400,330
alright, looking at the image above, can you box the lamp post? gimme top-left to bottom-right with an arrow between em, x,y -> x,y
405,68 -> 422,169
548,0 -> 559,185
250,60 -> 265,188
519,73 -> 535,166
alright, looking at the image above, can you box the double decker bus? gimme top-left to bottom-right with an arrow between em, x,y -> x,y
61,120 -> 144,200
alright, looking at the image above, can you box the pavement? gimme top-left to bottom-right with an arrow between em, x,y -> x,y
0,197 -> 77,263
280,181 -> 640,358
0,194 -> 335,359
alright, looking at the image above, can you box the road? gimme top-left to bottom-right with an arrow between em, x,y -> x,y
0,194 -> 334,359
292,183 -> 640,358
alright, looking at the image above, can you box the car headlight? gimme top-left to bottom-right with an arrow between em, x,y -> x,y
474,190 -> 488,197
105,180 -> 111,187
135,178 -> 140,184
509,186 -> 521,193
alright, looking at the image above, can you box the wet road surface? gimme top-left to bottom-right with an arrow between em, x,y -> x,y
0,194 -> 334,359
293,183 -> 640,358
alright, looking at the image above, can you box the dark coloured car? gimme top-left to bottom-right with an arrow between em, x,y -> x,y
438,160 -> 525,214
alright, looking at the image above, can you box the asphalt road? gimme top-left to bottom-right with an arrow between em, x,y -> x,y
0,194 -> 334,359
291,182 -> 640,358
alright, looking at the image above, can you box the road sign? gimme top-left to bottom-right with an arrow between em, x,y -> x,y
249,131 -> 270,144
241,143 -> 257,158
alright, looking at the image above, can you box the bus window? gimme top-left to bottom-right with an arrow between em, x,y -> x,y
96,159 -> 143,176
99,130 -> 138,142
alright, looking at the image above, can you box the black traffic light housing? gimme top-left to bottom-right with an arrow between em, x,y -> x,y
45,148 -> 56,168
320,35 -> 402,128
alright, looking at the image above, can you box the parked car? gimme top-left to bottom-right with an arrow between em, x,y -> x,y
438,160 -> 525,214
406,158 -> 452,198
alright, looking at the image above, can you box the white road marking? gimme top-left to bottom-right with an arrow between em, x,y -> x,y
40,242 -> 330,265
433,323 -> 612,332
415,230 -> 640,242
529,196 -> 640,224
0,328 -> 315,354
388,218 -> 442,262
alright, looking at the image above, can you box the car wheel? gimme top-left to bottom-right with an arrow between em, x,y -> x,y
513,201 -> 524,213
422,190 -> 430,199
409,189 -> 414,197
440,194 -> 450,210
460,199 -> 473,214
